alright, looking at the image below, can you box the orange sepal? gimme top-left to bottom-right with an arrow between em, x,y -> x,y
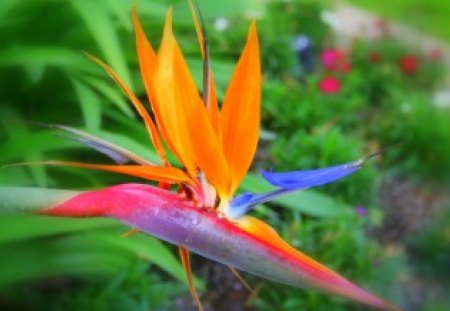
206,72 -> 221,139
220,22 -> 261,195
154,9 -> 230,196
84,52 -> 167,164
131,7 -> 180,163
20,161 -> 192,184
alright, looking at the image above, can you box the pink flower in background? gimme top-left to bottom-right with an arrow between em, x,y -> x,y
321,49 -> 342,70
320,49 -> 341,68
319,76 -> 341,94
321,48 -> 352,73
399,55 -> 419,74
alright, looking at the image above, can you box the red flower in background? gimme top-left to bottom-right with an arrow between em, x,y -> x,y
319,76 -> 341,94
399,55 -> 419,74
341,62 -> 352,73
369,51 -> 382,63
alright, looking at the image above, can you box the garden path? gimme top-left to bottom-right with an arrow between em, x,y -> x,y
329,4 -> 450,68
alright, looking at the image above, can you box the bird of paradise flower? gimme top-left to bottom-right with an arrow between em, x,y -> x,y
1,2 -> 400,310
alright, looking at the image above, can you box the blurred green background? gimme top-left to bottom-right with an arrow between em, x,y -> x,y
1,0 -> 449,310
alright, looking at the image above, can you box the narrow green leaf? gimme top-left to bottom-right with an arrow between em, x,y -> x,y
70,0 -> 133,89
0,130 -> 77,163
0,108 -> 48,185
0,187 -> 80,214
0,236 -> 134,288
99,232 -> 192,285
71,79 -> 102,131
0,214 -> 116,245
104,0 -> 132,31
0,0 -> 18,21
174,0 -> 264,20
81,76 -> 134,117
0,47 -> 88,71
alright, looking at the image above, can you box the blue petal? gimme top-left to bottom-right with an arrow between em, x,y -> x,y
229,188 -> 293,219
261,160 -> 363,190
228,159 -> 365,219
228,192 -> 255,219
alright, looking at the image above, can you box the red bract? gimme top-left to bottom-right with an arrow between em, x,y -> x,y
319,76 -> 341,94
399,55 -> 419,74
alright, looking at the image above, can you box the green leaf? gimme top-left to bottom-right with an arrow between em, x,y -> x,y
174,0 -> 264,19
81,76 -> 134,117
0,187 -> 80,215
0,108 -> 49,186
0,235 -> 134,288
99,231 -> 194,286
0,130 -> 77,163
0,201 -> 198,288
0,47 -> 88,71
70,0 -> 133,89
0,214 -> 115,245
0,0 -> 19,21
71,79 -> 102,131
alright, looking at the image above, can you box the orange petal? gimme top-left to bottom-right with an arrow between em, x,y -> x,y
84,52 -> 168,164
20,160 -> 191,184
154,9 -> 230,196
131,7 -> 180,163
220,22 -> 261,195
236,216 -> 309,262
206,72 -> 221,140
